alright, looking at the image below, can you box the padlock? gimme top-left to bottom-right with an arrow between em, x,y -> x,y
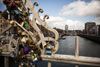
32,54 -> 42,64
29,44 -> 34,48
24,47 -> 30,54
21,62 -> 24,67
19,65 -> 21,67
21,37 -> 27,43
10,20 -> 14,24
18,29 -> 22,33
10,50 -> 18,57
0,46 -> 2,53
15,1 -> 22,4
14,10 -> 21,15
45,45 -> 52,55
32,57 -> 38,64
12,2 -> 16,7
2,40 -> 9,44
10,15 -> 14,20
21,32 -> 27,36
24,23 -> 29,28
32,55 -> 35,59
14,23 -> 17,27
27,38 -> 32,43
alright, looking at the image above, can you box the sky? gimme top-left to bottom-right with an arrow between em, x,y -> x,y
0,0 -> 100,30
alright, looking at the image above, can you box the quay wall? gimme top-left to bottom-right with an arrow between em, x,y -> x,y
78,34 -> 100,44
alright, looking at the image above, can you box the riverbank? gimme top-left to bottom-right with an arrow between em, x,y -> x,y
78,34 -> 100,44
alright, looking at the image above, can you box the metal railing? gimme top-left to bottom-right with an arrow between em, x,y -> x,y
41,36 -> 100,67
1,36 -> 100,67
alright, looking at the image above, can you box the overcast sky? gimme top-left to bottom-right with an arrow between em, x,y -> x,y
0,0 -> 100,30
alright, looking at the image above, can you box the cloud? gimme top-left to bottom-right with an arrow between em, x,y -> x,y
59,0 -> 100,17
46,16 -> 84,30
95,17 -> 100,25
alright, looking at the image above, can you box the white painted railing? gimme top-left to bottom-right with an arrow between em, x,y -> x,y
1,36 -> 100,67
41,36 -> 100,67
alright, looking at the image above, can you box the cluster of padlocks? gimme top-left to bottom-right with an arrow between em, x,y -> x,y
0,0 -> 59,66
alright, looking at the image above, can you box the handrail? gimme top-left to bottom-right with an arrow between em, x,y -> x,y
41,54 -> 100,67
1,53 -> 100,67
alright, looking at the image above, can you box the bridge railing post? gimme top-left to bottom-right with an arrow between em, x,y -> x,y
75,36 -> 79,67
4,56 -> 9,67
48,61 -> 51,67
47,53 -> 54,67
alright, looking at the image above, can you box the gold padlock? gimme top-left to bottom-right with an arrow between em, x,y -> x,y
29,44 -> 34,47
21,32 -> 27,35
14,23 -> 17,27
20,22 -> 24,27
21,37 -> 27,43
18,29 -> 22,33
27,38 -> 32,43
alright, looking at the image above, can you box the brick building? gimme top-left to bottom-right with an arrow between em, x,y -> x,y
85,22 -> 96,35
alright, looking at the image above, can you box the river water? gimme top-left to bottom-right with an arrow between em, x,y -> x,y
37,36 -> 100,67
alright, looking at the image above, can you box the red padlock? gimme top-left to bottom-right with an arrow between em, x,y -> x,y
12,2 -> 16,6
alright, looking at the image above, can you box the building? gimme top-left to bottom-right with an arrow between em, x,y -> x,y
65,25 -> 68,33
96,25 -> 100,36
54,28 -> 65,36
75,30 -> 82,34
85,22 -> 96,35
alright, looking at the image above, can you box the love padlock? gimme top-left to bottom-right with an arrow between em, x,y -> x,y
12,2 -> 16,6
45,45 -> 52,55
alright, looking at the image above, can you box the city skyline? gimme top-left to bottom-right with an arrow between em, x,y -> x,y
0,0 -> 100,30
